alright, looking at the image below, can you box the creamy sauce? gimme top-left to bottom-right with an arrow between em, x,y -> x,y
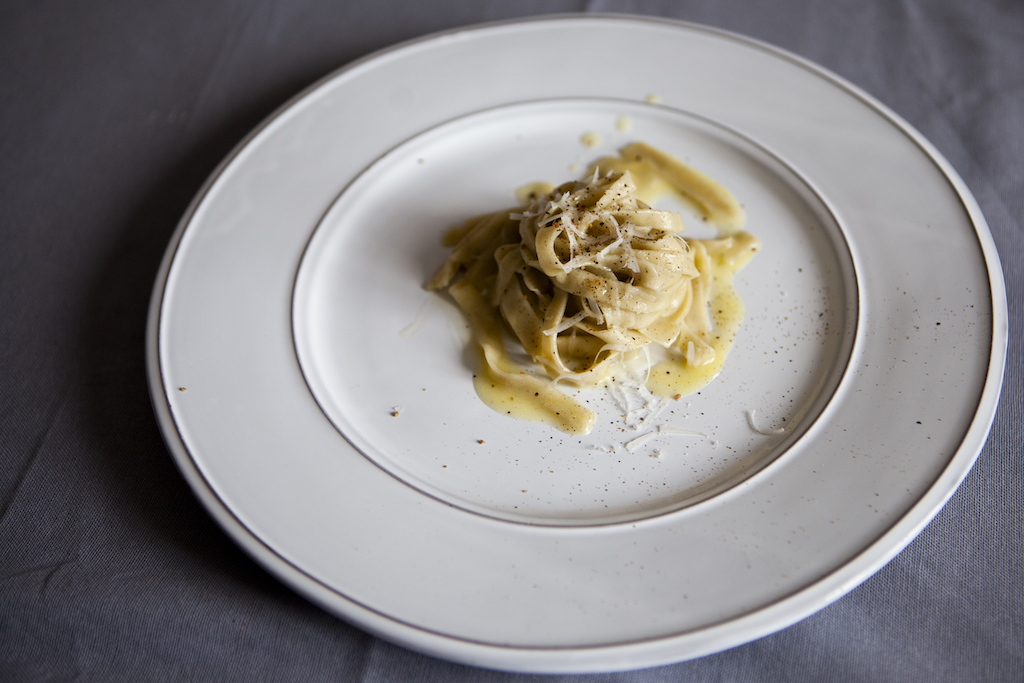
589,142 -> 746,232
647,240 -> 755,398
580,131 -> 602,148
473,349 -> 595,435
514,181 -> 555,205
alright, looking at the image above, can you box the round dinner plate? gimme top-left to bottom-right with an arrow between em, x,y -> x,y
147,15 -> 1006,673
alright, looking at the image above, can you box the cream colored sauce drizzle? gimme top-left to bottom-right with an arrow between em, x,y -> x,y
472,348 -> 595,435
514,181 -> 555,205
647,242 -> 754,399
588,142 -> 746,234
580,131 -> 602,148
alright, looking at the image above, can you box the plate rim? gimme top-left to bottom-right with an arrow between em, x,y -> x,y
145,13 -> 1008,673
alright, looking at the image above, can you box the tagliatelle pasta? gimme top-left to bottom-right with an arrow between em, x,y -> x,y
427,143 -> 760,435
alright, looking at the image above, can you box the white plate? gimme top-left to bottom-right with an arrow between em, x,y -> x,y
147,16 -> 1006,673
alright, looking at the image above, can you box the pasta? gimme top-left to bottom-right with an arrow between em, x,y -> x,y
427,143 -> 760,435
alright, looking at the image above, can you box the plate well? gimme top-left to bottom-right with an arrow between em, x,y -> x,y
292,98 -> 858,526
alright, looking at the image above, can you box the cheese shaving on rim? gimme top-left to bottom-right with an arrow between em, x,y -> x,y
658,425 -> 707,437
623,424 -> 706,453
624,432 -> 658,453
637,399 -> 668,430
747,409 -> 786,436
398,299 -> 432,339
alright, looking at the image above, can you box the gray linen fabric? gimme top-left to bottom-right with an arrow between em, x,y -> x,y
1,0 -> 1020,680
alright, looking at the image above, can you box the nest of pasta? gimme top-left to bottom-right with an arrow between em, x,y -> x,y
427,168 -> 718,387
